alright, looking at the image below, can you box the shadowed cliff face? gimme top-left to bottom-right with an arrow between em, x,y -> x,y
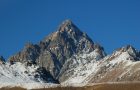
8,20 -> 105,79
0,56 -> 5,64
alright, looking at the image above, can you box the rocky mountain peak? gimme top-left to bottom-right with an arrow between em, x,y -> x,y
117,45 -> 138,55
56,20 -> 89,41
58,19 -> 75,32
114,45 -> 135,54
43,20 -> 95,54
120,45 -> 135,52
8,20 -> 105,79
110,45 -> 140,61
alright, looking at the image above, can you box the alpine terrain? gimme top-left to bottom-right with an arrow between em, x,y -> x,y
0,20 -> 140,89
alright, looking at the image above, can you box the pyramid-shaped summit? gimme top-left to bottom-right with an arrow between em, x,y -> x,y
9,20 -> 105,78
112,45 -> 140,61
43,19 -> 96,53
58,19 -> 81,33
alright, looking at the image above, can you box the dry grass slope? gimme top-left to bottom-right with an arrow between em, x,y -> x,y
92,83 -> 140,90
0,87 -> 26,90
32,86 -> 93,90
33,83 -> 140,90
1,83 -> 140,90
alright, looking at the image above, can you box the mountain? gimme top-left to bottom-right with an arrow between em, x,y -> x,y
0,20 -> 140,88
8,20 -> 106,81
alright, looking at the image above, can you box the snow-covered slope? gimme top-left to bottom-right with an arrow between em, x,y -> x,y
58,48 -> 105,83
0,62 -> 57,83
59,45 -> 140,84
85,45 -> 140,83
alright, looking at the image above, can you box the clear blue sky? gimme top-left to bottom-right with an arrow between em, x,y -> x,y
0,0 -> 140,59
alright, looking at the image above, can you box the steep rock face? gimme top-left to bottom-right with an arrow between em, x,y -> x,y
8,20 -> 105,80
